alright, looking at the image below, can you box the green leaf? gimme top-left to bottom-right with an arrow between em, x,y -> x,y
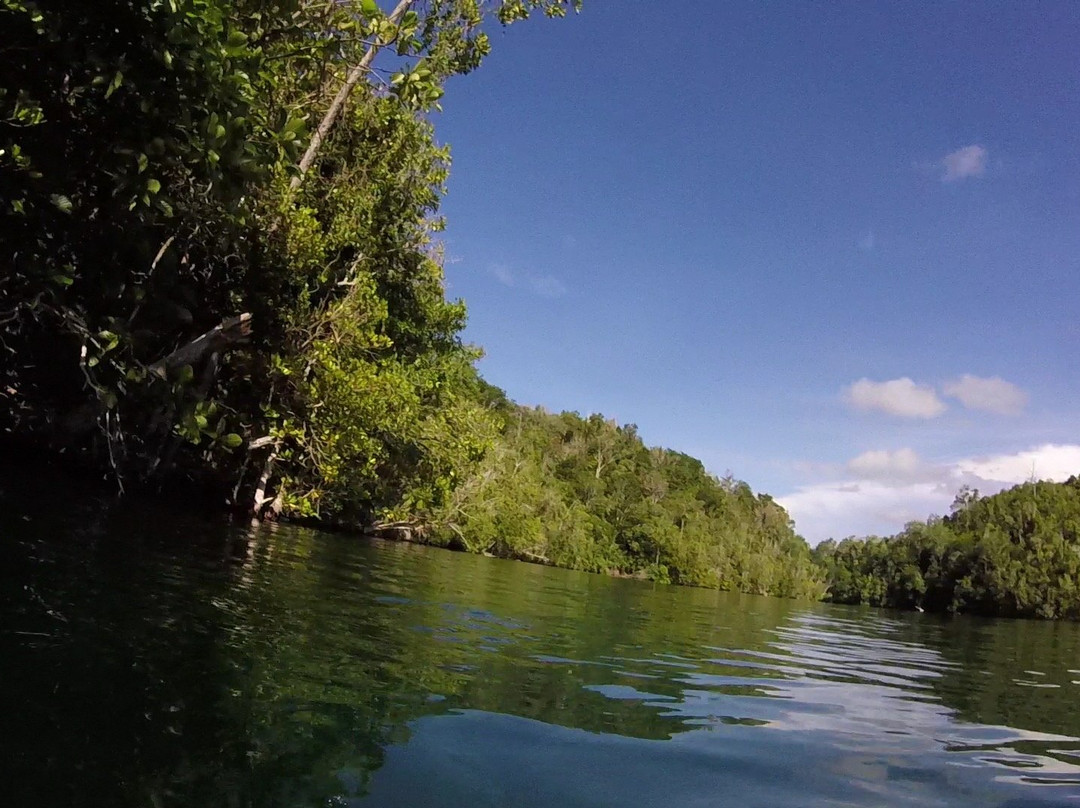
105,71 -> 123,99
178,365 -> 195,385
361,0 -> 381,17
137,153 -> 148,173
146,178 -> 161,194
98,330 -> 119,352
221,433 -> 244,449
50,194 -> 72,213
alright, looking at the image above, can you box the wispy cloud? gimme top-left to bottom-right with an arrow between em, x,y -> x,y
528,275 -> 567,298
780,443 -> 1080,543
490,263 -> 515,287
845,378 -> 947,419
488,264 -> 567,298
943,374 -> 1027,415
941,144 -> 988,182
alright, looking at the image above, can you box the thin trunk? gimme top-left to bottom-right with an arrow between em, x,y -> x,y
127,234 -> 176,326
250,451 -> 277,522
237,435 -> 277,507
152,350 -> 222,481
231,452 -> 251,505
290,0 -> 415,192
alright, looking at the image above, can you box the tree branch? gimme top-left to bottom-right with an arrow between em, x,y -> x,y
149,313 -> 253,378
290,0 -> 415,192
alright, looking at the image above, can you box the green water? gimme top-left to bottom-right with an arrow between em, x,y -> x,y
3,486 -> 1080,807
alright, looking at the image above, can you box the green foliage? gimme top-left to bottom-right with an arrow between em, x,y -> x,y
429,406 -> 826,600
248,87 -> 499,523
813,478 -> 1080,619
0,0 -> 575,522
0,0 -> 827,606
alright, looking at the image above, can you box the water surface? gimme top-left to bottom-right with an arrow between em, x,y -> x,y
3,486 -> 1080,806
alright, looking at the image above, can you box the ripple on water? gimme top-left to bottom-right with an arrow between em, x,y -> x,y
5,516 -> 1080,807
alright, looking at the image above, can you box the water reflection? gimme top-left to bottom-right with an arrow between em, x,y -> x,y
2,483 -> 1080,807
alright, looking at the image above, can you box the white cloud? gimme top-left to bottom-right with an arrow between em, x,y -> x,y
845,378 -> 947,419
847,448 -> 922,481
779,443 -> 1080,543
956,444 -> 1080,484
780,480 -> 947,543
943,374 -> 1027,415
941,144 -> 988,182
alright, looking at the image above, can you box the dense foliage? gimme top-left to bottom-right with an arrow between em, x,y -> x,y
0,0 -> 831,602
813,479 -> 1080,619
429,399 -> 826,600
0,0 -> 573,523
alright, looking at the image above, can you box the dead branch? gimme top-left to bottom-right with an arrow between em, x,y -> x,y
149,313 -> 252,378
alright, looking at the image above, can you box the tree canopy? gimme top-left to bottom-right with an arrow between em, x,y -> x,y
427,400 -> 826,600
813,478 -> 1080,619
0,0 -> 574,521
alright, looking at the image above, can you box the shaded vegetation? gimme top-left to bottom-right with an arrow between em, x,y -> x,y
813,478 -> 1080,619
0,0 -> 571,522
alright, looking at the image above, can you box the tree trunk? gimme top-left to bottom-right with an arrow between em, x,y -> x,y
250,451 -> 277,522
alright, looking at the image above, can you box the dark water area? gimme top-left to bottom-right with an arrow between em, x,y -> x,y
3,476 -> 1080,807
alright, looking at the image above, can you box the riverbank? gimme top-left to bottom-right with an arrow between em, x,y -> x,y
6,452 -> 1079,620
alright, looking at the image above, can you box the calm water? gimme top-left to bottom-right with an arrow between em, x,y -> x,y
3,485 -> 1080,807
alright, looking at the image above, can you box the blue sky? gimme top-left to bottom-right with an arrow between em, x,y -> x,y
430,1 -> 1080,542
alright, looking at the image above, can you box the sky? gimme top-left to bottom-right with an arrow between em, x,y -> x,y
429,1 -> 1080,543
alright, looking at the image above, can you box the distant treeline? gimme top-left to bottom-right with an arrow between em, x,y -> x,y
812,478 -> 1080,619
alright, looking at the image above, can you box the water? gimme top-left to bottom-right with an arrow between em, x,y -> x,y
3,486 -> 1080,807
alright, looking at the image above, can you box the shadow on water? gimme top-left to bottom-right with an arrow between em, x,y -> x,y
2,471 -> 1080,806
